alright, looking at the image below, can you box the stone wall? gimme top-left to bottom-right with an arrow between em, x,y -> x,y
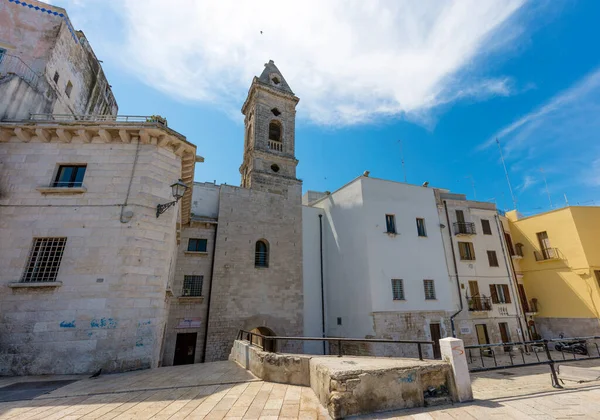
534,317 -> 600,338
0,134 -> 186,375
204,184 -> 303,361
162,221 -> 216,365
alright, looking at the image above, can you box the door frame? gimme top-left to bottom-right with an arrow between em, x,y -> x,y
173,332 -> 198,366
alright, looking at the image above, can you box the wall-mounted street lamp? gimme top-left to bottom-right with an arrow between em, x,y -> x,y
156,179 -> 189,218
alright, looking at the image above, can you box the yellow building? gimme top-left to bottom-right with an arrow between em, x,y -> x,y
506,206 -> 600,338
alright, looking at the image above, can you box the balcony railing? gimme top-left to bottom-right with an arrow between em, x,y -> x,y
511,248 -> 524,258
268,140 -> 283,152
26,114 -> 167,126
534,247 -> 560,261
467,296 -> 492,311
454,222 -> 476,235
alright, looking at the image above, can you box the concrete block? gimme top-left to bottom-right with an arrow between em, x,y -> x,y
440,337 -> 472,402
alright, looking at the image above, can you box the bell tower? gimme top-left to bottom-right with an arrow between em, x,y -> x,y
240,60 -> 300,195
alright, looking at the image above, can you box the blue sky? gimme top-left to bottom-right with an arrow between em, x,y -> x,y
54,0 -> 600,215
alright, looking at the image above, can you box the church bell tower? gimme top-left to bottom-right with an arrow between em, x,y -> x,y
240,60 -> 300,195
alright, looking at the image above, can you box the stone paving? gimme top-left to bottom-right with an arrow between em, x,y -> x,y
1,359 -> 600,419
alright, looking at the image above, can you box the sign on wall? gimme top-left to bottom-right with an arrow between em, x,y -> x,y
177,318 -> 202,328
460,326 -> 472,335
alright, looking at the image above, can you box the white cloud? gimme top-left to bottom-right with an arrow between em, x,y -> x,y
99,0 -> 525,126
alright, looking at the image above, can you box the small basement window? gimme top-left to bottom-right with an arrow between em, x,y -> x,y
65,80 -> 73,98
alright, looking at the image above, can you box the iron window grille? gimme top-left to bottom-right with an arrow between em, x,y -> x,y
21,237 -> 67,282
385,214 -> 396,234
53,165 -> 86,188
416,218 -> 427,237
187,238 -> 207,253
182,275 -> 203,297
255,240 -> 269,267
424,279 -> 436,300
391,279 -> 405,300
487,250 -> 499,267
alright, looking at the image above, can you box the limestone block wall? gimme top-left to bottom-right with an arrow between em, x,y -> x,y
162,222 -> 216,366
204,184 -> 304,361
0,138 -> 182,375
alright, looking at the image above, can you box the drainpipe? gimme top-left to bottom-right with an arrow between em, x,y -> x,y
201,222 -> 219,363
494,214 -> 529,344
444,201 -> 463,337
319,214 -> 326,355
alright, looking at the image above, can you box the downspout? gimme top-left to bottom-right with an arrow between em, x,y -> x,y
201,222 -> 219,363
444,201 -> 463,337
319,214 -> 326,355
494,214 -> 529,344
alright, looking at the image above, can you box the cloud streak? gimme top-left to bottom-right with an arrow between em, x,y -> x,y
97,0 -> 525,126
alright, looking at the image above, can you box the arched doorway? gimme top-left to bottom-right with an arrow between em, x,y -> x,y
250,327 -> 276,352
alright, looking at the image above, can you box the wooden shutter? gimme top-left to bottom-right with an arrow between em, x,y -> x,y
489,285 -> 499,304
469,280 -> 480,297
502,284 -> 511,303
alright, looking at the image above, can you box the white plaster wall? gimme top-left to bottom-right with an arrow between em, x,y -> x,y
302,205 -> 325,354
191,182 -> 220,218
361,178 -> 454,314
311,179 -> 375,339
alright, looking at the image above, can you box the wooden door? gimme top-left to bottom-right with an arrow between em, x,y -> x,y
499,322 -> 511,351
475,324 -> 489,345
173,333 -> 197,366
430,323 -> 442,359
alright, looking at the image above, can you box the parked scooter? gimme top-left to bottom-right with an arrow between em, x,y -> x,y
554,333 -> 588,355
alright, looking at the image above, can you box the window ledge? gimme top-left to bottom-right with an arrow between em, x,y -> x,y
36,186 -> 87,195
184,251 -> 208,256
177,296 -> 204,303
8,281 -> 63,288
384,232 -> 398,236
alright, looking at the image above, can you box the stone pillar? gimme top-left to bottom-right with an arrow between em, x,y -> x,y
440,337 -> 473,402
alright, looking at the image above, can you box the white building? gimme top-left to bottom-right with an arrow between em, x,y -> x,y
303,176 -> 456,358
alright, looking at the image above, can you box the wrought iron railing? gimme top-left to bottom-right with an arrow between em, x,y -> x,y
26,114 -> 167,125
534,247 -> 560,261
454,222 -> 476,235
467,296 -> 492,311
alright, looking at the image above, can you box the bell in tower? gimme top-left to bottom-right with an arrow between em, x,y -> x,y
240,60 -> 301,195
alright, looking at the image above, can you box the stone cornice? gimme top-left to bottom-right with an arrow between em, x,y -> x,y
241,77 -> 300,115
0,121 -> 197,225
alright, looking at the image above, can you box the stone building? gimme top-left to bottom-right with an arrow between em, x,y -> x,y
0,0 -> 117,120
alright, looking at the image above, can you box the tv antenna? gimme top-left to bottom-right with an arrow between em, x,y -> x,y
496,138 -> 517,210
540,168 -> 553,208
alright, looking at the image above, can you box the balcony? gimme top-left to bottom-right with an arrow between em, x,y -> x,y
511,245 -> 524,259
454,222 -> 476,236
467,296 -> 492,312
523,298 -> 538,314
534,247 -> 560,262
268,140 -> 283,152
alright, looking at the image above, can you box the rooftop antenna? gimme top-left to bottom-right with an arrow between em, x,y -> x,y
496,138 -> 517,210
397,140 -> 407,183
564,193 -> 569,206
540,168 -> 553,209
466,175 -> 477,200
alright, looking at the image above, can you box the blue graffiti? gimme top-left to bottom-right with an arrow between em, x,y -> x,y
60,320 -> 76,328
398,373 -> 415,383
90,318 -> 117,329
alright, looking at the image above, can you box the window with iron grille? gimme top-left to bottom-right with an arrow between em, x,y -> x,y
458,242 -> 475,260
187,238 -> 207,252
391,279 -> 405,300
423,279 -> 436,300
481,219 -> 492,235
416,218 -> 427,237
255,240 -> 269,267
182,275 -> 203,297
385,214 -> 396,234
21,238 -> 67,282
54,165 -> 86,187
487,250 -> 499,267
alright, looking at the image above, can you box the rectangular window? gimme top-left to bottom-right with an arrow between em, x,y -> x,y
423,279 -> 436,300
182,275 -> 203,297
53,165 -> 86,188
187,238 -> 207,253
489,284 -> 511,304
65,80 -> 73,98
337,317 -> 342,325
416,218 -> 427,237
21,237 -> 67,283
487,250 -> 499,267
481,219 -> 492,235
458,242 -> 475,260
0,48 -> 5,64
385,214 -> 396,234
391,279 -> 405,300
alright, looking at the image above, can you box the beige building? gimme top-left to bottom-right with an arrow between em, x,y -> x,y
0,0 -> 117,120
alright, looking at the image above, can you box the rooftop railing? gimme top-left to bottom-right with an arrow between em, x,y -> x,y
26,114 -> 168,126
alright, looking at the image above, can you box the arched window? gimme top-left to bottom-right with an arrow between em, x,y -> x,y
268,121 -> 281,142
255,240 -> 269,268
